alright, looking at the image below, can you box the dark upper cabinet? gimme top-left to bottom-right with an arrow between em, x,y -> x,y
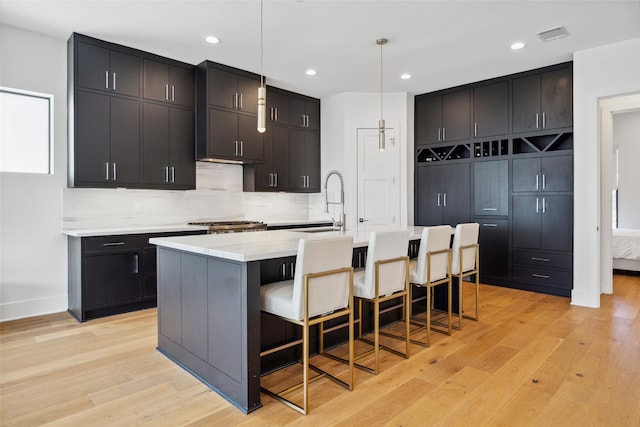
205,109 -> 263,162
267,88 -> 290,125
512,66 -> 572,133
143,59 -> 194,107
416,163 -> 470,227
474,159 -> 508,216
473,81 -> 509,138
290,96 -> 320,130
142,103 -> 195,189
208,65 -> 259,114
76,41 -> 140,97
415,90 -> 471,145
513,155 -> 573,192
289,129 -> 320,192
251,124 -> 290,191
513,195 -> 573,252
74,90 -> 140,186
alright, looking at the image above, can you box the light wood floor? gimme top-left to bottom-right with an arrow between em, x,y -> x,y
2,275 -> 639,426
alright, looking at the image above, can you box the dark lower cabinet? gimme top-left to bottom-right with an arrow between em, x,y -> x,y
416,162 -> 470,227
84,251 -> 141,309
513,195 -> 573,252
477,219 -> 509,280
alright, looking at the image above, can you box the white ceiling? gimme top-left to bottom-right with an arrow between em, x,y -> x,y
1,1 -> 639,98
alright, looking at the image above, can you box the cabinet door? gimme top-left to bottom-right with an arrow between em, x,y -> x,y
290,97 -> 307,129
304,131 -> 321,191
170,66 -> 194,107
110,97 -> 140,185
474,160 -> 508,216
541,67 -> 572,130
541,195 -> 572,251
254,128 -> 275,190
142,247 -> 157,299
305,99 -> 320,131
541,156 -> 572,192
477,219 -> 509,279
415,166 -> 443,226
267,90 -> 290,125
442,90 -> 471,142
272,127 -> 290,190
208,108 -> 238,158
75,90 -> 110,183
169,107 -> 195,187
288,129 -> 307,190
110,51 -> 140,97
238,114 -> 264,161
513,196 -> 541,249
512,74 -> 541,133
143,59 -> 169,103
441,163 -> 470,227
76,42 -> 110,92
142,102 -> 170,185
85,252 -> 141,308
512,157 -> 541,192
415,95 -> 442,145
237,75 -> 259,114
473,81 -> 508,137
209,67 -> 238,109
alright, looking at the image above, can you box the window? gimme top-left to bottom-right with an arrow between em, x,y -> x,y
0,86 -> 54,174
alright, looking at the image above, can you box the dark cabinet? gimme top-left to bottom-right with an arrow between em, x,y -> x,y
473,81 -> 509,138
512,67 -> 572,133
249,124 -> 290,191
74,90 -> 140,186
474,159 -> 508,216
290,95 -> 320,130
477,219 -> 509,279
76,41 -> 140,97
85,251 -> 141,309
289,129 -> 320,192
415,90 -> 470,145
266,88 -> 290,125
416,163 -> 470,227
143,59 -> 194,107
513,195 -> 573,252
142,103 -> 195,189
196,61 -> 263,162
513,156 -> 572,192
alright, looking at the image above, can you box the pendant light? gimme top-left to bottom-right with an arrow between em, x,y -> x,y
257,0 -> 266,133
377,38 -> 387,151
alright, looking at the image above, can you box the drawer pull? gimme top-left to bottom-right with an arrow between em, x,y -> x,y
482,224 -> 498,227
532,273 -> 550,279
531,257 -> 550,262
102,242 -> 126,247
482,208 -> 497,211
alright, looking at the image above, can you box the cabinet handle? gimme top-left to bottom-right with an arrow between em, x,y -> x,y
442,127 -> 446,141
105,162 -> 110,180
531,257 -> 550,262
102,242 -> 126,247
234,140 -> 239,156
233,93 -> 238,109
274,173 -> 278,187
113,73 -> 117,91
482,208 -> 497,211
437,193 -> 441,207
240,141 -> 244,156
482,223 -> 498,227
171,85 -> 175,102
536,174 -> 539,190
536,113 -> 539,129
268,173 -> 272,186
536,197 -> 539,213
105,71 -> 109,89
112,163 -> 117,181
532,273 -> 550,279
275,107 -> 278,122
281,263 -> 286,279
301,115 -> 305,127
438,128 -> 441,141
269,107 -> 273,121
443,193 -> 447,207
290,263 -> 295,278
474,122 -> 478,137
239,93 -> 243,110
171,166 -> 175,183
542,174 -> 546,190
165,166 -> 169,183
133,254 -> 139,274
542,197 -> 546,214
165,84 -> 169,101
542,112 -> 546,128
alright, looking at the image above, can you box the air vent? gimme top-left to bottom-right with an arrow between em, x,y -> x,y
537,26 -> 569,42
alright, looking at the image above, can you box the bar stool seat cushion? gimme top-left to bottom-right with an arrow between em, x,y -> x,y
260,280 -> 296,320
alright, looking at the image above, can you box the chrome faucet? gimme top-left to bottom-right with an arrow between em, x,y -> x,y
324,170 -> 346,233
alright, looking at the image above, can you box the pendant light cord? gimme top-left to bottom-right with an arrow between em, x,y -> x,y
380,39 -> 383,122
260,0 -> 264,88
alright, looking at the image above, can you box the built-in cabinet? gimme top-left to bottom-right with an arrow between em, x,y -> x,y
415,90 -> 471,145
68,33 -> 196,189
415,62 -> 573,297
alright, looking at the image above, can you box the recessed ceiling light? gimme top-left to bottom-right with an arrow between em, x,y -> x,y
400,73 -> 412,80
205,35 -> 220,44
306,69 -> 317,76
511,42 -> 525,50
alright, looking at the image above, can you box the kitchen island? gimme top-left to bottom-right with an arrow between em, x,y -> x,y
150,227 -> 427,413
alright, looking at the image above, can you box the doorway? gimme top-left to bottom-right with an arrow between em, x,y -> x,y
356,128 -> 400,232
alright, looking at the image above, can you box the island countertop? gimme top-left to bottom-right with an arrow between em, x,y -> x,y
149,226 -> 431,262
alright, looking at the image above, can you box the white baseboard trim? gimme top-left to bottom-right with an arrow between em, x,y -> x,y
0,294 -> 68,322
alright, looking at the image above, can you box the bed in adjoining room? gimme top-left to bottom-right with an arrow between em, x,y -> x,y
612,228 -> 640,274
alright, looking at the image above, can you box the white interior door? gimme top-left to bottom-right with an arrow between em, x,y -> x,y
357,128 -> 400,232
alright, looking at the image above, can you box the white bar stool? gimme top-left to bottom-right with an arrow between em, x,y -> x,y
451,222 -> 480,329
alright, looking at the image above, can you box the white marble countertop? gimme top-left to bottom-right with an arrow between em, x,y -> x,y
150,226 -> 430,262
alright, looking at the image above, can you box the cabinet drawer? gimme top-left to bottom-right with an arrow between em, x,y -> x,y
513,250 -> 572,269
84,235 -> 141,254
512,265 -> 572,290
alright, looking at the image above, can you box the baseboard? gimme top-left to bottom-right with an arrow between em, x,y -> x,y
0,294 -> 67,322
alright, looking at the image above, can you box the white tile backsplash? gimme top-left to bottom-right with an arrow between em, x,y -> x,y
62,162 -> 313,229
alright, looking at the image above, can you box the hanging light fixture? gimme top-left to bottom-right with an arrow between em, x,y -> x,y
257,0 -> 266,133
377,38 -> 387,151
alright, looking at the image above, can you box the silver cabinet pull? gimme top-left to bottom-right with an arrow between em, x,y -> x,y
165,166 -> 169,183
133,254 -> 139,274
113,73 -> 117,91
171,166 -> 175,183
532,273 -> 550,279
442,127 -> 446,141
275,107 -> 278,122
234,140 -> 239,156
482,223 -> 498,227
542,112 -> 546,128
301,115 -> 306,127
542,197 -> 546,214
239,93 -> 243,109
438,128 -> 441,141
171,85 -> 175,102
268,173 -> 272,187
102,241 -> 125,247
105,71 -> 109,89
482,208 -> 497,211
165,84 -> 169,101
542,174 -> 546,190
536,197 -> 539,213
281,263 -> 286,279
274,173 -> 278,187
105,162 -> 110,180
474,122 -> 478,137
536,174 -> 539,190
536,113 -> 539,129
112,163 -> 117,181
269,107 -> 273,121
531,257 -> 550,262
240,141 -> 243,156
437,193 -> 441,207
443,193 -> 447,207
290,263 -> 295,278
233,93 -> 238,109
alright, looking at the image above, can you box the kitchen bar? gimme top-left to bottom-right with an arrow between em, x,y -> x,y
150,227 -> 427,413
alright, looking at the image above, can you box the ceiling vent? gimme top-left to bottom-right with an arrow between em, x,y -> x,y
537,26 -> 569,42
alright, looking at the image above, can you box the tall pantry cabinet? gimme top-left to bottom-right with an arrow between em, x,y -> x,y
414,62 -> 573,297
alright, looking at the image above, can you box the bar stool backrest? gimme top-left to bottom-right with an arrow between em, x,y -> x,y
414,225 -> 453,283
291,236 -> 354,320
451,223 -> 480,275
362,230 -> 409,298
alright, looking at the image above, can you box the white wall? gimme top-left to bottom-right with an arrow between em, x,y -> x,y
573,37 -> 640,308
613,110 -> 640,229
